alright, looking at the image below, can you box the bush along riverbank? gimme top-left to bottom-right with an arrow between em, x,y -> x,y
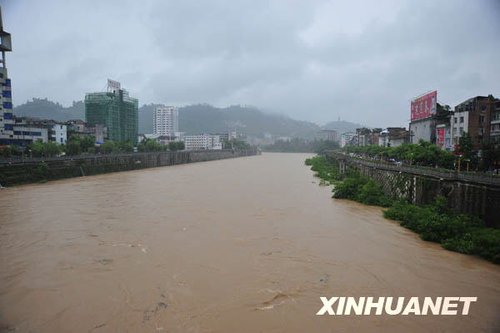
305,155 -> 500,264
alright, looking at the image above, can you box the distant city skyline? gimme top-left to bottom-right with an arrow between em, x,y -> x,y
3,0 -> 500,128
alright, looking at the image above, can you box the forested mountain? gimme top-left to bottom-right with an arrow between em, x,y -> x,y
14,99 -> 323,138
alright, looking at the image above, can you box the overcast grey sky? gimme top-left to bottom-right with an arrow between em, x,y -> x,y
2,0 -> 500,127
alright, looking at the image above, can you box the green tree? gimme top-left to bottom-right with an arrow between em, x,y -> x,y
100,141 -> 115,154
118,141 -> 134,153
28,141 -> 61,157
168,141 -> 185,151
457,132 -> 473,160
138,139 -> 164,152
66,141 -> 81,156
0,145 -> 20,158
80,136 -> 95,151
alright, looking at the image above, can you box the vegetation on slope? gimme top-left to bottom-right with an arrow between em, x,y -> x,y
305,155 -> 500,264
344,141 -> 455,169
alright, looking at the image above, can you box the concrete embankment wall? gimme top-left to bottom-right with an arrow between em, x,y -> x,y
0,149 -> 258,186
328,154 -> 500,228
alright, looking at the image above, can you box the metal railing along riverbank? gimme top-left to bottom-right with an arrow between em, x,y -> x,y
327,151 -> 500,187
0,149 -> 253,166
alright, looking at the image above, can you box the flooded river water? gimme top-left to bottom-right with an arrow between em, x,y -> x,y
0,153 -> 499,332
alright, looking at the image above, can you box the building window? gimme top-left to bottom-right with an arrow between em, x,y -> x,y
454,118 -> 457,123
479,115 -> 485,124
460,117 -> 464,123
459,127 -> 464,135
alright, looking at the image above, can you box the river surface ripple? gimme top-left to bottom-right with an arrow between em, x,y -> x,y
0,153 -> 499,332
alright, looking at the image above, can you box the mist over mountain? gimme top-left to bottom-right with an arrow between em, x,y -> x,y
140,103 -> 322,138
13,98 -> 85,121
14,99 -> 329,138
13,99 -> 367,138
322,120 -> 365,134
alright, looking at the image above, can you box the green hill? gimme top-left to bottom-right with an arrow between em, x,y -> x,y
14,98 -> 85,121
14,99 -> 322,139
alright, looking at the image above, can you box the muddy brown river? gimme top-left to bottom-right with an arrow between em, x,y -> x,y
0,153 -> 499,332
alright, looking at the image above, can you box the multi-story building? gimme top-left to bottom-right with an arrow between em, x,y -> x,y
356,128 -> 371,146
408,91 -> 455,149
0,7 -> 13,145
85,80 -> 138,144
66,119 -> 87,134
10,117 -> 67,145
209,134 -> 222,150
184,134 -> 211,150
12,122 -> 48,144
378,127 -> 409,147
321,129 -> 338,142
409,118 -> 435,144
340,132 -> 356,147
183,134 -> 224,150
452,95 -> 498,151
215,131 -> 237,143
409,91 -> 437,144
50,124 -> 67,145
153,106 -> 178,136
356,128 -> 381,146
490,99 -> 500,147
434,104 -> 454,151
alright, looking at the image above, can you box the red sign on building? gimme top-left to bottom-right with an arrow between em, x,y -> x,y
436,127 -> 445,148
411,91 -> 437,121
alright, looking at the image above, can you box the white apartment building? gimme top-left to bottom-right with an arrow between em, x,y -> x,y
51,124 -> 67,145
450,110 -> 469,148
183,134 -> 223,150
12,125 -> 49,143
210,134 -> 222,150
184,134 -> 211,150
153,106 -> 179,136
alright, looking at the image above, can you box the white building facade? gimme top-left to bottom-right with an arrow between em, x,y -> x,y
12,125 -> 48,143
340,132 -> 356,147
183,134 -> 223,150
450,110 -> 469,148
184,134 -> 210,150
51,124 -> 67,145
153,106 -> 179,136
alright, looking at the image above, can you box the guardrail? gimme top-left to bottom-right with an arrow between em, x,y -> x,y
327,151 -> 500,187
0,149 -> 243,166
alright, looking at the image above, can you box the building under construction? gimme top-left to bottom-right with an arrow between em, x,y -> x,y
85,80 -> 138,144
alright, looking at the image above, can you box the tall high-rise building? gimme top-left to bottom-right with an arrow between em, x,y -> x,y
85,80 -> 138,144
0,6 -> 13,145
153,106 -> 178,136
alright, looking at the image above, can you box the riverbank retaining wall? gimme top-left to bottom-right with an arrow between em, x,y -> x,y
0,149 -> 259,186
327,153 -> 500,228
